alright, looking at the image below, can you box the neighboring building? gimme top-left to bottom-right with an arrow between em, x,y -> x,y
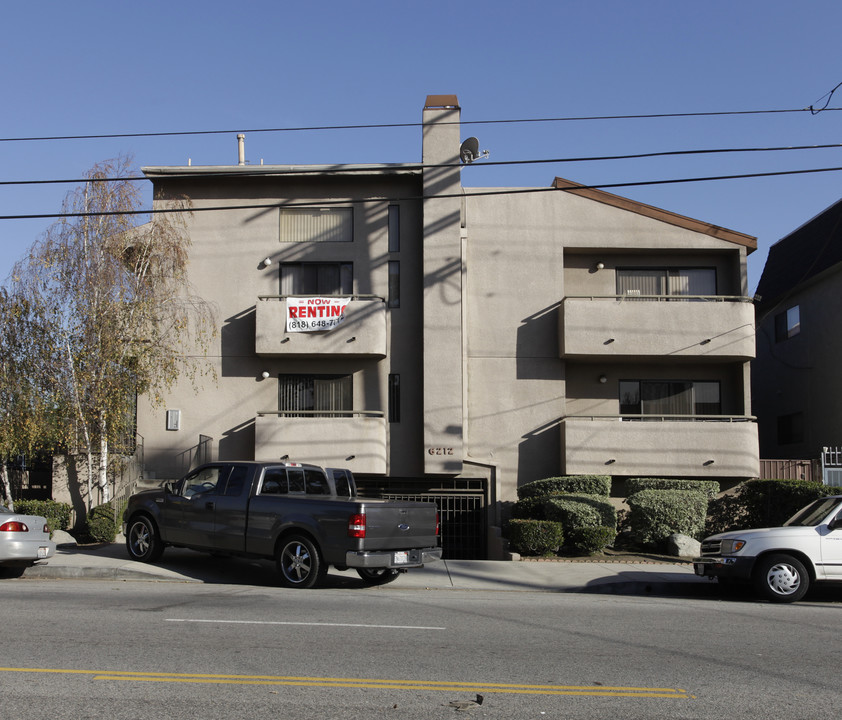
138,95 -> 759,557
753,198 -> 842,462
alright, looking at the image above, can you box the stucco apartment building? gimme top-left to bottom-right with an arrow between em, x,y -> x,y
138,95 -> 759,558
753,197 -> 842,467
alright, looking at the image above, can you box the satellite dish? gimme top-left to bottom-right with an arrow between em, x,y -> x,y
459,137 -> 489,164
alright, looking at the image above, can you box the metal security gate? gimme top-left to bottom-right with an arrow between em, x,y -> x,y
822,446 -> 842,487
355,477 -> 487,560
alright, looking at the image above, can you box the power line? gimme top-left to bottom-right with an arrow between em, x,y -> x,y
4,141 -> 842,188
3,164 -> 842,221
1,106 -> 839,144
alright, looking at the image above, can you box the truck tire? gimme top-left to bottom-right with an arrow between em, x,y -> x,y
276,535 -> 325,589
356,568 -> 401,586
126,515 -> 165,563
753,554 -> 809,603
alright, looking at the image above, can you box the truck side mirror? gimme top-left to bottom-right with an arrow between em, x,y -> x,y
829,515 -> 842,531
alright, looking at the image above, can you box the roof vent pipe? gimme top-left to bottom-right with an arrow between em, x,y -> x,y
237,134 -> 245,166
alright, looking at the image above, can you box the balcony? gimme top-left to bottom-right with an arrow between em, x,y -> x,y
255,296 -> 387,357
560,296 -> 755,360
254,411 -> 387,474
561,415 -> 759,478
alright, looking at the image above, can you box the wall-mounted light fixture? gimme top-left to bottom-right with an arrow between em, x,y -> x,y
604,338 -> 615,345
700,338 -> 711,345
605,458 -> 616,465
703,459 -> 715,466
261,371 -> 270,379
280,454 -> 289,461
595,262 -> 605,270
262,257 -> 272,267
599,374 -> 608,384
346,455 -> 356,461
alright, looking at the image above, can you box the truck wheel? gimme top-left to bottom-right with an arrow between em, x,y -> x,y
356,568 -> 401,586
126,515 -> 164,563
753,554 -> 809,603
276,535 -> 325,589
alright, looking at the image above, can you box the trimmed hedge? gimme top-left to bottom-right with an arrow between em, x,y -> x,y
517,475 -> 612,500
626,489 -> 709,547
706,479 -> 842,534
510,496 -> 549,521
566,526 -> 616,554
13,499 -> 73,535
626,478 -> 720,500
84,499 -> 129,543
506,519 -> 564,556
543,494 -> 617,530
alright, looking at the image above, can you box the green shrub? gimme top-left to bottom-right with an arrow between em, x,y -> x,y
13,499 -> 73,535
84,500 -> 127,543
506,519 -> 564,556
566,526 -> 616,554
626,478 -> 720,500
705,479 -> 842,534
543,494 -> 617,530
626,489 -> 709,547
517,475 -> 612,500
510,496 -> 548,520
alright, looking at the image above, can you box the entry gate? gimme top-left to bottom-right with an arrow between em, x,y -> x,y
822,446 -> 842,487
355,477 -> 487,560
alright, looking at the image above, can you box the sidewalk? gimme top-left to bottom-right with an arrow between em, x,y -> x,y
22,535 -> 715,597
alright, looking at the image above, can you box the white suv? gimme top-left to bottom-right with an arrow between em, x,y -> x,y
694,496 -> 842,603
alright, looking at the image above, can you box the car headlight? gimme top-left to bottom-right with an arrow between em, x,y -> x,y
720,539 -> 746,554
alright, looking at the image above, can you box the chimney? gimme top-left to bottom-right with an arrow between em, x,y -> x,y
237,134 -> 245,166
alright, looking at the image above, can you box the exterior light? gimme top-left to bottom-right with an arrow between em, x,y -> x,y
596,262 -> 605,270
605,458 -> 616,465
599,375 -> 608,384
263,257 -> 272,267
261,371 -> 270,379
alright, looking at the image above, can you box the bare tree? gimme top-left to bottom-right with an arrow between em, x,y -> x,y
5,156 -> 215,510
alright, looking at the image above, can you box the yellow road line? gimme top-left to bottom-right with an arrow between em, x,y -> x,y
0,667 -> 691,699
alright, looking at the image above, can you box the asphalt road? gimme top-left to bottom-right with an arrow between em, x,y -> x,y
1,578 -> 839,719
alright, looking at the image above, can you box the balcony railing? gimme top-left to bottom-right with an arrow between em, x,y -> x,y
254,410 -> 387,474
255,295 -> 387,357
560,295 -> 755,359
561,414 -> 758,478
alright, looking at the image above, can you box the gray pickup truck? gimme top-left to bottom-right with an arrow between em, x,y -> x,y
123,461 -> 441,588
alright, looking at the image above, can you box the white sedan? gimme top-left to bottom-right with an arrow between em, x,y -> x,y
0,505 -> 56,578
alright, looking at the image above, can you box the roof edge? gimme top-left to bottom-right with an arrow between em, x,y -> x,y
552,177 -> 757,252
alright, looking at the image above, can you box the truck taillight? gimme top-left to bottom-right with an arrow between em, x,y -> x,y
0,521 -> 28,532
348,513 -> 366,538
436,512 -> 440,536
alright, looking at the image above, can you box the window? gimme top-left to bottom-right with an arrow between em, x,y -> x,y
305,468 -> 329,495
278,374 -> 352,417
260,468 -> 288,495
619,380 -> 721,417
388,205 -> 400,253
616,268 -> 716,299
180,465 -> 229,498
775,305 -> 800,342
388,261 -> 400,308
388,374 -> 400,423
280,207 -> 353,243
777,412 -> 804,445
223,466 -> 249,496
280,262 -> 352,296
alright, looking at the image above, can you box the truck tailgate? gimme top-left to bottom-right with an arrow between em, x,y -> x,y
357,499 -> 438,551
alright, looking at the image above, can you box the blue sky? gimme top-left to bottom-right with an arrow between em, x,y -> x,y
3,1 -> 842,292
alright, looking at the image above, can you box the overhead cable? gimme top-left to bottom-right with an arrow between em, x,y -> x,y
1,107 -> 840,144
3,141 -> 842,187
3,164 -> 842,221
